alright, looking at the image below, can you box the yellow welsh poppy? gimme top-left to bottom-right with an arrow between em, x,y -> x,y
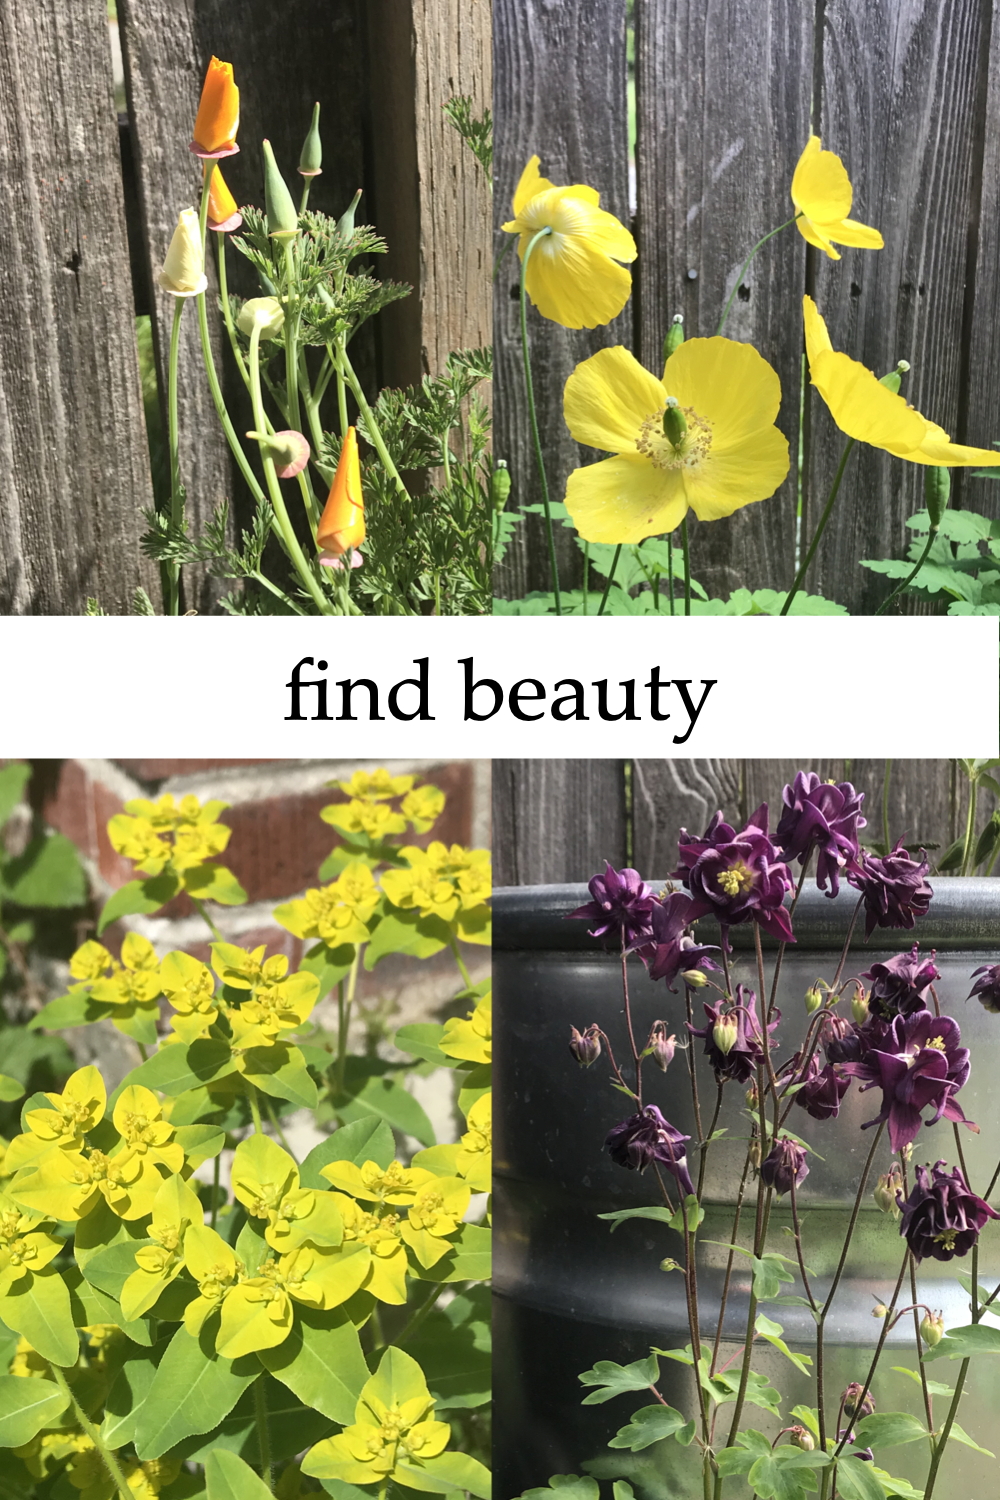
790,136 -> 883,259
563,339 -> 789,544
502,156 -> 636,329
804,296 -> 1000,467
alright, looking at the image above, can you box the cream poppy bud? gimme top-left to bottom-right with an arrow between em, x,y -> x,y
237,297 -> 285,340
158,209 -> 208,297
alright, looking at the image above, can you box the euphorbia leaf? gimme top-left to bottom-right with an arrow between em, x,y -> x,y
132,1318 -> 257,1459
258,1306 -> 369,1423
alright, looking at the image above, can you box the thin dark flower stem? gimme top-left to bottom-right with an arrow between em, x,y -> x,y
620,931 -> 642,1104
881,759 -> 893,854
788,1176 -> 819,1315
719,930 -> 732,998
897,1157 -> 935,1441
711,1144 -> 753,1376
716,215 -> 800,335
830,895 -> 865,992
698,1084 -> 724,1201
753,925 -> 782,1116
815,1123 -> 885,1451
685,986 -> 705,1143
654,1163 -> 710,1463
830,1247 -> 911,1461
598,544 -> 624,616
875,525 -> 940,616
924,1359 -> 971,1500
681,516 -> 692,615
518,226 -> 561,614
780,436 -> 856,616
596,1029 -> 633,1098
951,1120 -> 971,1189
768,858 -> 812,1020
983,1154 -> 1000,1206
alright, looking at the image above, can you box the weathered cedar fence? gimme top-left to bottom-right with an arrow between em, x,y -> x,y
494,759 -> 999,886
0,0 -> 490,615
493,0 -> 1000,613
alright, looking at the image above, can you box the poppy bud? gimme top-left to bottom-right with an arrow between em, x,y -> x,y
237,297 -> 285,340
788,1426 -> 815,1452
647,1022 -> 676,1072
851,984 -> 870,1025
919,1310 -> 945,1347
337,188 -> 363,240
491,461 -> 511,513
662,396 -> 687,449
569,1024 -> 601,1068
663,313 -> 684,362
206,167 -> 242,234
873,1164 -> 903,1218
842,1382 -> 875,1420
804,985 -> 823,1014
158,209 -> 208,298
190,56 -> 240,160
299,102 -> 323,177
317,426 -> 365,561
263,139 -> 299,240
924,466 -> 950,529
246,429 -> 310,479
682,968 -> 709,989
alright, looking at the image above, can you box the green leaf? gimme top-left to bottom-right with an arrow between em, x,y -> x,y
173,1124 -> 227,1167
132,1319 -> 258,1459
98,874 -> 179,933
65,1265 -> 152,1347
0,763 -> 30,829
257,1307 -> 369,1424
579,1353 -> 660,1404
27,990 -> 111,1032
834,1455 -> 886,1500
0,1375 -> 70,1446
81,1239 -> 146,1301
299,1118 -> 396,1190
128,1038 -> 235,1096
182,864 -> 248,906
411,1223 -> 491,1283
597,1206 -> 677,1233
612,1485 -> 635,1500
868,1468 -> 924,1499
336,1071 -> 434,1146
298,943 -> 356,998
242,1044 -> 318,1109
709,1366 -> 782,1415
947,1421 -> 995,1457
890,1365 -> 953,1397
205,1450 -> 273,1500
364,910 -> 451,967
748,1449 -> 830,1500
668,1195 -> 705,1233
0,1269 -> 78,1367
178,1377 -> 334,1465
608,1403 -> 689,1450
406,1296 -> 491,1409
752,1252 -> 796,1301
396,1451 -> 492,1498
922,1323 -> 1000,1361
0,1073 -> 24,1102
394,1023 -> 452,1068
102,1343 -> 163,1448
4,833 -> 87,908
755,1313 -> 813,1375
853,1412 -> 928,1449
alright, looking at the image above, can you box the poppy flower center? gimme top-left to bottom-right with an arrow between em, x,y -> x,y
636,404 -> 712,471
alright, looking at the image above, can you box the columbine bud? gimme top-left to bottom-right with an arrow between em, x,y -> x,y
662,396 -> 687,449
920,1311 -> 945,1347
237,296 -> 285,340
804,985 -> 823,1014
749,1136 -> 762,1168
663,313 -> 684,362
682,968 -> 709,989
337,188 -> 363,240
648,1021 -> 676,1072
873,1164 -> 903,1218
298,102 -> 323,177
569,1024 -> 601,1068
658,1257 -> 681,1273
157,208 -> 208,298
713,1015 -> 739,1056
925,466 -> 950,529
745,1081 -> 759,1111
262,139 -> 299,240
842,1382 -> 875,1420
245,429 -> 310,479
851,984 -> 870,1025
788,1426 -> 815,1452
871,1301 -> 889,1320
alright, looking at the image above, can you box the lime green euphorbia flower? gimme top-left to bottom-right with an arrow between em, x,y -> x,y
108,795 -> 231,876
334,770 -> 415,801
11,1141 -> 164,1223
120,1174 -> 203,1320
4,1065 -> 108,1175
88,934 -> 162,1011
381,843 -> 491,931
211,943 -> 319,1050
112,1086 -> 184,1173
415,1092 -> 492,1194
158,950 -> 219,1043
398,1178 -> 471,1269
327,1194 -> 409,1305
440,996 -> 491,1065
302,1347 -> 451,1489
275,862 -> 380,949
182,1223 -> 241,1337
0,1193 -> 64,1296
231,1134 -> 342,1252
319,1158 -> 437,1206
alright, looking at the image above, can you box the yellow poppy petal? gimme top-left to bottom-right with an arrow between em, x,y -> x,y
665,337 -> 782,446
795,215 -> 841,259
682,426 -> 790,521
563,346 -> 666,453
825,216 -> 884,250
802,296 -> 834,363
511,155 -> 558,217
914,437 -> 1000,467
809,348 -> 929,453
565,454 -> 687,544
536,188 -> 635,260
526,232 -> 633,327
791,137 -> 853,223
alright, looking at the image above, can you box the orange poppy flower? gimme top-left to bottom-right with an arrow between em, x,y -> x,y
318,427 -> 365,562
206,166 -> 242,232
190,57 -> 240,159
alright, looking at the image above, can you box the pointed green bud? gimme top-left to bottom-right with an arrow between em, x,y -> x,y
262,139 -> 299,240
663,313 -> 684,363
924,465 -> 950,528
804,985 -> 823,1014
299,103 -> 323,177
662,396 -> 687,449
851,984 -> 869,1026
682,968 -> 709,989
491,460 -> 511,513
337,189 -> 363,240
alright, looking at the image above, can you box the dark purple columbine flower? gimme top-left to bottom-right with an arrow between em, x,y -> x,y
898,1159 -> 999,1263
672,806 -> 796,945
604,1105 -> 694,1197
969,963 -> 1000,1015
760,1136 -> 809,1196
567,862 -> 658,949
775,771 -> 866,897
847,841 -> 933,940
823,1012 -> 893,1068
840,1009 -> 977,1154
641,891 -> 718,990
789,1052 -> 852,1121
688,985 -> 776,1085
861,945 -> 940,1020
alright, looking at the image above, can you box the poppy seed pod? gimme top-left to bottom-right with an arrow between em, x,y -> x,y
317,427 -> 365,560
661,396 -> 687,449
237,297 -> 285,340
663,313 -> 684,362
263,139 -> 299,240
925,465 -> 951,528
190,56 -> 240,159
299,102 -> 323,177
337,189 -> 363,241
158,209 -> 208,298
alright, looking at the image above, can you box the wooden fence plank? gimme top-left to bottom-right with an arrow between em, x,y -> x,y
634,0 -> 814,603
492,0 -> 630,602
809,0 -> 990,612
0,0 -> 158,615
118,0 -> 371,613
961,2 -> 1000,512
493,759 -> 628,886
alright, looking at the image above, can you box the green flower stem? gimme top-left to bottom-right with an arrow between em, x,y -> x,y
518,226 -> 561,614
449,934 -> 472,989
780,436 -> 855,616
299,178 -> 313,216
164,296 -> 186,615
597,544 -> 623,616
668,534 -> 676,614
253,1373 -> 273,1490
283,240 -> 302,433
264,1094 -> 296,1158
680,516 -> 692,615
923,1359 -> 971,1500
247,1081 -> 264,1135
394,1282 -> 445,1347
336,366 -> 350,437
716,214 -> 800,336
581,543 -> 590,614
215,232 -> 249,385
960,771 -> 979,876
191,896 -> 224,943
874,522 -> 940,617
248,321 -> 334,614
48,1363 -> 133,1500
334,341 -> 409,500
829,1246 -> 910,1461
136,1042 -> 149,1063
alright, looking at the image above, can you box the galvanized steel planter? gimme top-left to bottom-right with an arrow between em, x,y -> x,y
495,878 -> 1000,1498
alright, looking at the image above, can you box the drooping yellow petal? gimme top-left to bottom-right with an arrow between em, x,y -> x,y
809,348 -> 928,453
818,216 -> 884,250
664,338 -> 782,448
564,346 -> 666,453
681,425 -> 791,521
790,135 -> 882,259
566,454 -> 688,544
802,295 -> 834,362
509,154 -> 559,218
909,435 -> 1000,467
